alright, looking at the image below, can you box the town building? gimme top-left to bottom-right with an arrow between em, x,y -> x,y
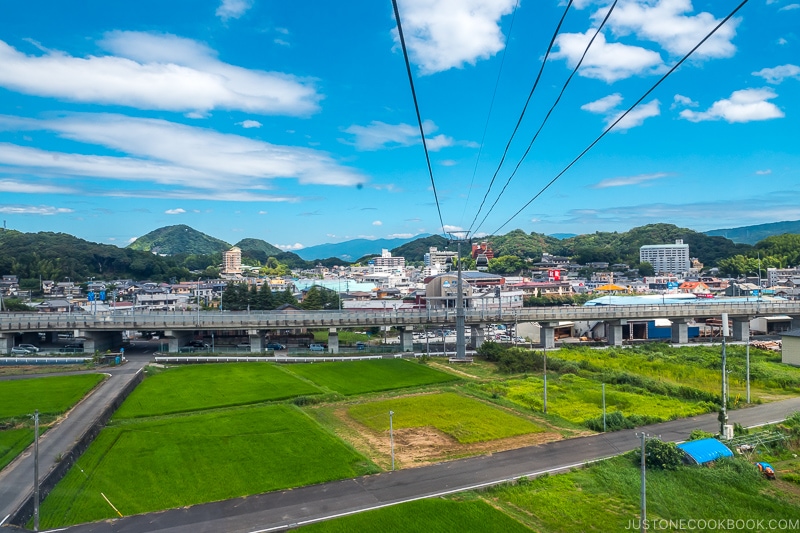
222,246 -> 242,275
424,247 -> 457,268
371,249 -> 405,268
639,239 -> 690,274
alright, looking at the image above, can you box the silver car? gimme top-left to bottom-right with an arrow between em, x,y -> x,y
11,346 -> 32,356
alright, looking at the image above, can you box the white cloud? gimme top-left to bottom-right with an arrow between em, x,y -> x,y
277,243 -> 305,250
237,120 -> 262,128
591,172 -> 671,188
372,220 -> 383,226
344,119 -> 456,151
388,233 -> 414,239
165,208 -> 186,215
552,31 -> 664,82
752,64 -> 800,84
679,88 -> 784,123
780,3 -> 800,10
440,159 -> 457,166
608,100 -> 661,130
755,169 -> 772,175
671,94 -> 698,108
0,113 -> 365,194
604,0 -> 740,59
216,0 -> 254,21
0,179 -> 74,194
258,210 -> 268,214
581,93 -> 623,113
442,224 -> 465,234
778,38 -> 788,46
0,33 -> 320,116
395,0 -> 517,74
0,204 -> 73,215
127,237 -> 137,243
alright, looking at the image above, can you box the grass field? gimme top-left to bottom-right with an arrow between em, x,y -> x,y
486,454 -> 800,532
293,498 -> 533,533
348,392 -> 544,444
481,374 -> 714,425
0,427 -> 33,471
554,344 -> 800,400
113,363 -> 322,418
0,374 -> 105,419
284,359 -> 459,396
39,404 -> 377,528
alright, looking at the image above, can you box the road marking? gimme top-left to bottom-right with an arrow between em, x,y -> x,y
0,514 -> 9,526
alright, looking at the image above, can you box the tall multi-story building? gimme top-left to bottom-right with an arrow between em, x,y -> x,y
222,246 -> 242,275
372,249 -> 405,268
424,247 -> 457,268
639,239 -> 690,275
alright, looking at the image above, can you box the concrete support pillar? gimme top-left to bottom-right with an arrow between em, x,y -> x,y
731,318 -> 750,342
606,320 -> 626,347
247,330 -> 266,353
538,322 -> 557,350
470,325 -> 485,349
164,330 -> 194,353
399,327 -> 413,352
327,328 -> 339,354
791,316 -> 800,331
82,331 -> 123,353
0,333 -> 14,355
670,319 -> 688,345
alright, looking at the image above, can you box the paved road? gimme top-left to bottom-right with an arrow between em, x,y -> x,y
0,359 -> 147,524
53,395 -> 800,533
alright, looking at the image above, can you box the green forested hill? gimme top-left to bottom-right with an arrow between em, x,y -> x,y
235,238 -> 283,261
554,223 -> 752,266
128,225 -> 231,255
706,219 -> 800,244
0,230 -> 191,283
488,229 -> 562,259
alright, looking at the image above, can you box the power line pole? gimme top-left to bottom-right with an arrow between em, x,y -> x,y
720,312 -> 729,436
448,232 -> 469,360
33,409 -> 40,531
636,431 -> 649,533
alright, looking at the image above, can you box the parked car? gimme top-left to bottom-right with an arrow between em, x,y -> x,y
18,343 -> 40,353
187,340 -> 209,348
265,342 -> 286,350
236,343 -> 251,349
11,346 -> 32,356
179,346 -> 198,353
355,342 -> 367,351
309,343 -> 325,352
64,343 -> 84,349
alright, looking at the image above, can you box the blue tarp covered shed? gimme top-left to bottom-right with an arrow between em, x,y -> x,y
677,438 -> 733,465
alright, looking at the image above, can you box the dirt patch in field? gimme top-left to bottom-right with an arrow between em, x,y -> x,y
331,406 -> 564,469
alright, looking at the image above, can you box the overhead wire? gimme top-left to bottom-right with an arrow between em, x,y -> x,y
472,0 -> 619,235
467,0 -> 574,236
390,0 -> 446,235
489,0 -> 750,236
460,0 -> 521,227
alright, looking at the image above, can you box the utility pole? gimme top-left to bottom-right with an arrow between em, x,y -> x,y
543,339 -> 548,414
33,409 -> 40,531
636,432 -> 649,533
389,410 -> 395,471
720,313 -> 729,436
455,239 -> 466,360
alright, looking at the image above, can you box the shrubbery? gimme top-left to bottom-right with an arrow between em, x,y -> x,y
632,438 -> 684,470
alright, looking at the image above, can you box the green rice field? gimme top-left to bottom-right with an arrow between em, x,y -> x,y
39,404 -> 377,528
483,374 -> 714,424
284,358 -> 459,396
0,427 -> 33,471
348,392 -> 543,443
113,363 -> 322,418
0,374 -> 105,419
293,498 -> 533,533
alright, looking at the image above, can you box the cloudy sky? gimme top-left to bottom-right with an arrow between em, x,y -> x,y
0,0 -> 798,249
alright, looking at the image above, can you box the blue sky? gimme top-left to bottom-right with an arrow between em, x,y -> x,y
0,0 -> 798,251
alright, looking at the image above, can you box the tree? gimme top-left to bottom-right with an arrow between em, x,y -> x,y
634,439 -> 684,470
638,262 -> 655,277
488,255 -> 525,275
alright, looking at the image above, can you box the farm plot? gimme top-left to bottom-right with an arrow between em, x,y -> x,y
284,359 -> 459,396
0,427 -> 33,471
349,392 -> 544,444
38,404 -> 377,528
114,363 -> 322,418
482,374 -> 714,426
0,373 -> 105,419
293,498 -> 532,533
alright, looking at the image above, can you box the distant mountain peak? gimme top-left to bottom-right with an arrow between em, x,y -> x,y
127,225 -> 231,255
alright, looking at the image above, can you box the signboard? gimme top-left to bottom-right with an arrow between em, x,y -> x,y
443,281 -> 451,288
87,291 -> 95,302
667,281 -> 679,289
548,269 -> 561,281
99,290 -> 106,301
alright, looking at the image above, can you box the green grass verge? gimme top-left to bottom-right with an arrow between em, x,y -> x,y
114,363 -> 322,418
481,374 -> 714,425
39,404 -> 377,528
488,454 -> 800,532
293,498 -> 533,532
0,427 -> 33,471
0,374 -> 105,419
348,392 -> 543,444
283,359 -> 459,396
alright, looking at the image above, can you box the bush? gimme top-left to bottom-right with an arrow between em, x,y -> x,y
633,438 -> 684,470
689,429 -> 716,441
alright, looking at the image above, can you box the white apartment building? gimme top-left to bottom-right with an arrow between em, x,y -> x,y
424,247 -> 457,268
639,239 -> 690,275
372,249 -> 405,268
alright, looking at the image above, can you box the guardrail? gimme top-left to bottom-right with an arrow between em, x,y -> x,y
0,301 -> 797,332
0,357 -> 93,365
154,355 -> 391,364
